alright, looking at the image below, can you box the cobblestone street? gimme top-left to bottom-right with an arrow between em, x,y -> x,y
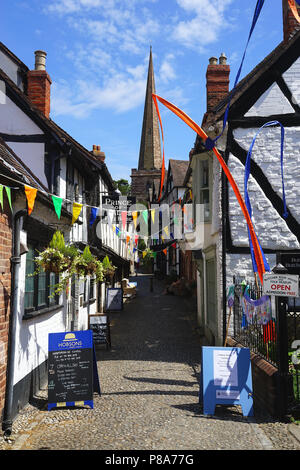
1,274 -> 300,452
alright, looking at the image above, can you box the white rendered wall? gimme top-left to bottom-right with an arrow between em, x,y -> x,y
7,141 -> 47,187
12,201 -> 70,385
233,126 -> 300,223
0,51 -> 25,91
0,95 -> 43,135
282,57 -> 300,107
244,82 -> 294,117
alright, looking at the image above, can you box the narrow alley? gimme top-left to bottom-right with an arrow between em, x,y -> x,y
1,275 -> 299,451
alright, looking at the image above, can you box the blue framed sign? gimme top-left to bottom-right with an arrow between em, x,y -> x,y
200,346 -> 253,417
48,330 -> 101,411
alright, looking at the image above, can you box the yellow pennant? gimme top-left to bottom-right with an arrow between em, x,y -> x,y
142,251 -> 147,258
132,211 -> 138,228
72,202 -> 83,225
163,226 -> 169,237
151,209 -> 155,224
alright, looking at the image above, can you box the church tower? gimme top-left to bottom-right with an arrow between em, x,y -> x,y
131,47 -> 162,202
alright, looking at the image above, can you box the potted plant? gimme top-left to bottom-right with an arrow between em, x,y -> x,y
75,246 -> 98,277
102,255 -> 116,284
35,231 -> 70,274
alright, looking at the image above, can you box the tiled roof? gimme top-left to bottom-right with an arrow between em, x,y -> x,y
169,159 -> 189,187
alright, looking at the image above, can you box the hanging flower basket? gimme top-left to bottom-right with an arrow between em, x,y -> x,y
36,248 -> 69,274
75,246 -> 103,280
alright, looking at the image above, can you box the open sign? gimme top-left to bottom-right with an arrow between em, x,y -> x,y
263,273 -> 299,297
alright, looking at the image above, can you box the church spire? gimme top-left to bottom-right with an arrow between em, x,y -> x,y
138,47 -> 162,170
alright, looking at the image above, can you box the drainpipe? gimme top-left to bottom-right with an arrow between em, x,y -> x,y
221,169 -> 227,346
2,209 -> 27,436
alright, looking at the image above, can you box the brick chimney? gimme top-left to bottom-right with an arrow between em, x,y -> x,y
282,0 -> 300,43
27,50 -> 52,118
206,53 -> 230,112
92,145 -> 106,163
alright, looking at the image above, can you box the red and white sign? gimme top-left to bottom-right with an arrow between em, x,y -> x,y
263,273 -> 299,297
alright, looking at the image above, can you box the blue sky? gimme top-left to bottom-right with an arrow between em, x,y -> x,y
2,0 -> 284,182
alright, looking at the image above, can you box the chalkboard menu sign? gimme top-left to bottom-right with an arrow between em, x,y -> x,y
89,314 -> 111,349
106,287 -> 123,311
48,330 -> 100,411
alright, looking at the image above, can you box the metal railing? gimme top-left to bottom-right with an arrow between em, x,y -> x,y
232,278 -> 278,366
231,276 -> 300,417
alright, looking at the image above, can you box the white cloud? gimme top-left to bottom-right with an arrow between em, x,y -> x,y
159,54 -> 176,83
172,0 -> 234,51
51,72 -> 147,118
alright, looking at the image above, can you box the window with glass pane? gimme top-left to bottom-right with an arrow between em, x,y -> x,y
89,278 -> 95,300
24,242 -> 59,315
199,160 -> 210,221
38,270 -> 47,307
25,246 -> 35,309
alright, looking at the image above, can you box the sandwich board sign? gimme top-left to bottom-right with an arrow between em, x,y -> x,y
263,273 -> 299,297
88,314 -> 111,350
48,330 -> 101,411
200,346 -> 253,417
106,287 -> 123,311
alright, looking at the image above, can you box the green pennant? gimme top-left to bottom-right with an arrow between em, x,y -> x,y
52,195 -> 63,220
0,185 -> 3,210
5,187 -> 12,212
174,216 -> 179,225
152,251 -> 157,259
142,210 -> 148,224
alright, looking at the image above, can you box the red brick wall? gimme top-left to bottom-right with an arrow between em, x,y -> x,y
27,70 -> 52,118
206,64 -> 230,112
0,197 -> 12,418
227,337 -> 279,417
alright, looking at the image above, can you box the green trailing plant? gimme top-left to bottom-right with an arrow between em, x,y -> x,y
102,255 -> 116,283
33,232 -> 104,297
75,246 -> 102,278
35,231 -> 71,274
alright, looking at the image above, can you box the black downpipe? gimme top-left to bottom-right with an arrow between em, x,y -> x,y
2,209 -> 27,436
221,156 -> 228,346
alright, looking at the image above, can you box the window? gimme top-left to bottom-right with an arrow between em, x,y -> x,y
24,243 -> 59,317
89,278 -> 95,300
199,159 -> 210,222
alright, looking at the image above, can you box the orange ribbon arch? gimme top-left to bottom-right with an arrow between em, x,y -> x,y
152,93 -> 265,284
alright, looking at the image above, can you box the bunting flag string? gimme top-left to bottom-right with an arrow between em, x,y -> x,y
25,185 -> 38,215
121,211 -> 127,230
72,202 -> 83,225
132,211 -> 138,228
89,207 -> 98,227
152,93 -> 266,284
52,195 -> 63,220
0,184 -> 12,212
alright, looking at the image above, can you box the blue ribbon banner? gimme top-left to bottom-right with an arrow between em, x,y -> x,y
205,0 -> 265,150
244,120 -> 288,273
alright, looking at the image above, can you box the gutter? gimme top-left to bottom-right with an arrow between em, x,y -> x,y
2,209 -> 27,437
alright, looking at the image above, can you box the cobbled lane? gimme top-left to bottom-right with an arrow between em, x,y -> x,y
1,274 -> 299,451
